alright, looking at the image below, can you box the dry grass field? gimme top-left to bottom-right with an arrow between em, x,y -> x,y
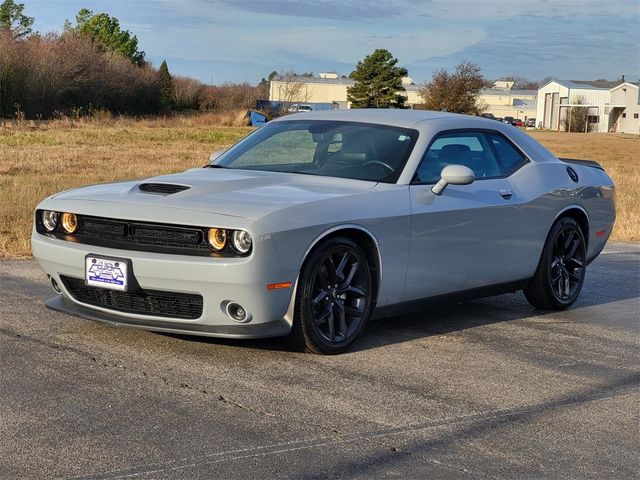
0,118 -> 638,258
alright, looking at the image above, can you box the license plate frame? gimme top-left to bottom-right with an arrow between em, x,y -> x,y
85,254 -> 131,292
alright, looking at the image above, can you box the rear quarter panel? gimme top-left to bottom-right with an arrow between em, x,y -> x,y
506,161 -> 615,281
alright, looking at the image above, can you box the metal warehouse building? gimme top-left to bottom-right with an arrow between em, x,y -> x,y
269,75 -> 536,117
536,79 -> 640,133
479,81 -> 537,121
268,73 -> 421,109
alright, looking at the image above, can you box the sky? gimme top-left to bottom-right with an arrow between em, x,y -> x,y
25,0 -> 640,85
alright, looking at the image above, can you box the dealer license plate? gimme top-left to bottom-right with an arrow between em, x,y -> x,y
85,255 -> 129,291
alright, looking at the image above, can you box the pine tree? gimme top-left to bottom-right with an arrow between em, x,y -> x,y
347,49 -> 408,108
0,0 -> 34,38
158,60 -> 173,110
67,9 -> 145,66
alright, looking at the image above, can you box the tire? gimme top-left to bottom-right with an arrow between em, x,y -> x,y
285,236 -> 374,354
524,216 -> 587,310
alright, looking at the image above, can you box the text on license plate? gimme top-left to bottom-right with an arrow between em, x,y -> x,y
85,256 -> 128,291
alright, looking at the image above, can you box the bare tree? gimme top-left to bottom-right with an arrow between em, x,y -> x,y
420,62 -> 486,115
561,95 -> 590,133
172,76 -> 203,110
273,71 -> 311,107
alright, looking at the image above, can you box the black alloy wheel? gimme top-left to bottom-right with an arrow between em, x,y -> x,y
286,237 -> 373,354
549,224 -> 586,301
524,217 -> 587,309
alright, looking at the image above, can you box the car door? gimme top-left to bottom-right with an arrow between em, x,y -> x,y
405,130 -> 528,301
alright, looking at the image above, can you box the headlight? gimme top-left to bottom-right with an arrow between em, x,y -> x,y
41,211 -> 59,232
207,228 -> 227,251
232,230 -> 252,254
60,212 -> 77,234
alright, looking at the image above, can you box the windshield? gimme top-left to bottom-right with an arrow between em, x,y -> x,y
213,120 -> 419,183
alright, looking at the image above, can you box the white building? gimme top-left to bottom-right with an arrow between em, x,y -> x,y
269,75 -> 534,113
479,84 -> 537,121
536,79 -> 640,133
610,82 -> 640,134
268,74 -> 421,109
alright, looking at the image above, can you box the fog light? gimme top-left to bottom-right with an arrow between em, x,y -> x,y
60,212 -> 77,234
49,276 -> 62,294
225,302 -> 248,322
41,210 -> 59,232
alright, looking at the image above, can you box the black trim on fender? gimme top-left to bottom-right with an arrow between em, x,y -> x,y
371,279 -> 530,319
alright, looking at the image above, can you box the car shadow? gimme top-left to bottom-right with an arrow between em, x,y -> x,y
162,248 -> 640,353
7,249 -> 638,355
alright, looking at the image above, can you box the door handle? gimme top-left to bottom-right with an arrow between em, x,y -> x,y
499,189 -> 513,199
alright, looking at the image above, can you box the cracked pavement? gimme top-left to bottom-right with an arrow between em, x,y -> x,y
1,242 -> 638,479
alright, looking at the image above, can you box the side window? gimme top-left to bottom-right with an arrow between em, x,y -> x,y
414,131 -> 501,184
486,133 -> 527,175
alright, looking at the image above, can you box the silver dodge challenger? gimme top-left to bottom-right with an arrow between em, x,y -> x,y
32,110 -> 615,354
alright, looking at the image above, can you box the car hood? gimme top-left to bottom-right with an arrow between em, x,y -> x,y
47,168 -> 377,220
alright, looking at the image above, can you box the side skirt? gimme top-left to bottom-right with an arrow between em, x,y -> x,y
372,279 -> 530,320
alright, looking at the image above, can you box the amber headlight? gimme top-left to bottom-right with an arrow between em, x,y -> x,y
41,210 -> 59,232
60,212 -> 78,234
207,228 -> 227,251
232,230 -> 252,254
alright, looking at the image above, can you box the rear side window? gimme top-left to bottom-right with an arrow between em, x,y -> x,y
486,133 -> 528,173
414,130 -> 528,184
414,132 -> 501,183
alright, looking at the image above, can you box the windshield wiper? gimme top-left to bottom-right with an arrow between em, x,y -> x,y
204,164 -> 226,168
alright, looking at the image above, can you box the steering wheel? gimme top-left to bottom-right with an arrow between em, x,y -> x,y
362,160 -> 394,174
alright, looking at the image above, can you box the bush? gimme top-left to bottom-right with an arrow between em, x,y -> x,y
0,31 -> 162,118
0,31 -> 264,119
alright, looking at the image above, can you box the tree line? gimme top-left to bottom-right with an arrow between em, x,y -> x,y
0,1 -> 266,118
0,0 -> 546,120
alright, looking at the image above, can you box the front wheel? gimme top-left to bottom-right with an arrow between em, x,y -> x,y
524,217 -> 587,310
285,237 -> 373,354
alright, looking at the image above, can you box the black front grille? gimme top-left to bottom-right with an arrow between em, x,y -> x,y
73,215 -> 210,254
139,183 -> 190,195
61,276 -> 203,319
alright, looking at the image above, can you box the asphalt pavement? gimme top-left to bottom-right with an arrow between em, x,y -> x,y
1,242 -> 638,479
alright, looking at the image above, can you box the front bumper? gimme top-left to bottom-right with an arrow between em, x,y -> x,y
46,296 -> 291,339
32,233 -> 297,339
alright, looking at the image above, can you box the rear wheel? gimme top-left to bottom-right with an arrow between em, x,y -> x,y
285,237 -> 373,354
524,217 -> 586,309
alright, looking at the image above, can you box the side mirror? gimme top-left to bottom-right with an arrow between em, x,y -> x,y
431,165 -> 475,195
209,150 -> 225,163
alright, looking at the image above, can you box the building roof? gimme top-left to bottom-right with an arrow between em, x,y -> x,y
512,89 -> 538,96
482,88 -> 511,96
482,88 -> 537,97
273,75 -> 351,85
272,75 -> 420,91
610,81 -> 640,92
541,79 -> 623,90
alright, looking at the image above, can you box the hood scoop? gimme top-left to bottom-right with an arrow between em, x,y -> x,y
138,183 -> 190,195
